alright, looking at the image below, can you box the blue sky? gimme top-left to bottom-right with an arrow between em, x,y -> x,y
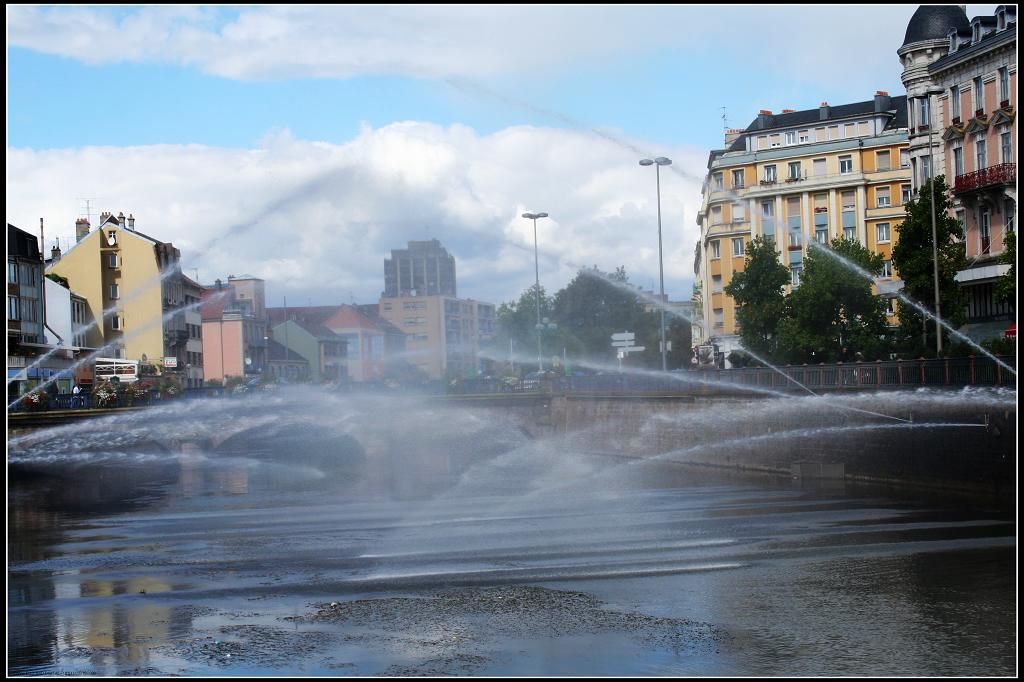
6,5 -> 999,306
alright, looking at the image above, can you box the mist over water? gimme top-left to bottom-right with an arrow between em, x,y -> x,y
7,384 -> 1015,676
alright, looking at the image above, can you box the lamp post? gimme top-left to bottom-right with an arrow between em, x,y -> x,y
522,212 -> 549,371
640,156 -> 672,371
925,89 -> 944,356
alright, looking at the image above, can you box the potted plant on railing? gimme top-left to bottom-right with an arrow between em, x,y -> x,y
224,375 -> 248,396
91,379 -> 120,408
20,388 -> 50,412
159,376 -> 183,400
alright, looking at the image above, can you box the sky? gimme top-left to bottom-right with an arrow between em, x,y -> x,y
6,4 -> 998,307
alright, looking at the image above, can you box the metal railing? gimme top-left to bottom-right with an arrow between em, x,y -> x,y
954,163 -> 1016,194
446,356 -> 1015,396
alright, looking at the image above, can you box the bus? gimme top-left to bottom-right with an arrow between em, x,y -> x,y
93,357 -> 140,384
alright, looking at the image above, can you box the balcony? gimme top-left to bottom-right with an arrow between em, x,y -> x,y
954,163 -> 1016,195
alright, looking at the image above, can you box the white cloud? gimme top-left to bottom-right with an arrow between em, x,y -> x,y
7,123 -> 704,306
9,5 -> 997,92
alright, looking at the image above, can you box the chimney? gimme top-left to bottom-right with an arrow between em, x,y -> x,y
874,90 -> 891,112
127,213 -> 135,230
51,242 -> 62,263
756,109 -> 773,128
724,128 -> 744,146
99,211 -> 111,224
75,217 -> 91,243
215,278 -> 223,290
819,102 -> 831,120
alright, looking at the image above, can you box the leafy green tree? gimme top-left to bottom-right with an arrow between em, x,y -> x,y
492,284 -> 554,369
552,266 -> 661,367
890,176 -> 968,355
723,237 -> 789,359
776,238 -> 890,363
994,229 -> 1015,306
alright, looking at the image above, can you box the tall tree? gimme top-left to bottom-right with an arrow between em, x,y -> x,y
492,284 -> 554,369
723,236 -> 789,359
994,229 -> 1015,307
552,266 -> 660,367
776,238 -> 890,363
890,176 -> 968,355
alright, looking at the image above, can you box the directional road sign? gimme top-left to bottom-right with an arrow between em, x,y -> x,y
619,346 -> 645,353
611,332 -> 635,342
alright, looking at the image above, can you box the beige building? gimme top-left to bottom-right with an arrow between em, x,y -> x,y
695,94 -> 911,361
899,4 -> 1016,341
47,211 -> 203,386
378,294 -> 495,379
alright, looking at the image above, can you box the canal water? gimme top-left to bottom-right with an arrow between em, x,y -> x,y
7,418 -> 1016,676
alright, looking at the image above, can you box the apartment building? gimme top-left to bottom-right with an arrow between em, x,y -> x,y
383,239 -> 457,298
695,94 -> 910,360
46,211 -> 202,385
200,276 -> 267,383
900,4 -> 1016,341
378,294 -> 495,380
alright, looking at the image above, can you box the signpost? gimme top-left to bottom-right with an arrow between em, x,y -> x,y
611,332 -> 644,370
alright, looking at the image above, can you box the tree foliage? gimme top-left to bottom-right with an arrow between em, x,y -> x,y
994,229 -> 1015,306
890,176 -> 968,354
776,238 -> 890,363
723,237 -> 789,358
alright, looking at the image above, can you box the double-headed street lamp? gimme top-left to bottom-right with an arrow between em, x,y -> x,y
522,211 -> 549,371
639,156 -> 672,371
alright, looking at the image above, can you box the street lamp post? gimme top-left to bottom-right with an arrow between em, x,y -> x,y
522,212 -> 549,371
926,90 -> 943,356
640,157 -> 672,371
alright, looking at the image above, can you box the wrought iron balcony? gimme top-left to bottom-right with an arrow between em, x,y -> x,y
954,163 -> 1016,195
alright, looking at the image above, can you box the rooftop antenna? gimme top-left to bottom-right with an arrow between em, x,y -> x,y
76,197 -> 97,223
720,106 -> 730,131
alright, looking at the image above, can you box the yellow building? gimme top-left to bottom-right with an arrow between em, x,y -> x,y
378,294 -> 495,380
696,93 -> 911,362
46,211 -> 204,385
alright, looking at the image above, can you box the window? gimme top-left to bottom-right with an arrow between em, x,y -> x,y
713,173 -> 724,191
844,123 -> 855,138
815,127 -> 826,142
757,136 -> 768,150
710,240 -> 721,259
900,149 -> 910,168
813,158 -> 826,177
1006,200 -> 1015,234
382,302 -> 392,311
876,223 -> 891,243
1000,131 -> 1012,164
732,169 -> 745,188
788,161 -> 801,180
785,131 -> 796,145
732,202 -> 746,223
953,146 -> 964,177
761,200 -> 775,239
109,284 -> 119,299
787,197 -> 801,230
858,122 -> 870,136
999,67 -> 1009,102
814,194 -> 829,243
111,315 -> 122,330
881,260 -> 892,278
711,205 -> 722,224
876,187 -> 891,207
770,134 -> 781,148
8,261 -> 17,284
828,125 -> 839,140
842,191 -> 856,240
712,275 -> 723,293
918,98 -> 930,127
921,155 -> 932,183
8,295 -> 19,320
976,139 -> 987,170
980,208 -> 991,253
764,165 -> 777,183
108,254 -> 118,268
950,85 -> 961,119
790,265 -> 802,287
876,150 -> 891,171
901,185 -> 912,204
713,309 -> 724,327
732,238 -> 745,256
839,156 -> 853,174
885,298 -> 896,316
974,77 -> 983,112
798,130 -> 809,143
789,230 -> 802,248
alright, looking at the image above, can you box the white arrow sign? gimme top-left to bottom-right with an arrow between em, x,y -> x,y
611,340 -> 634,348
611,332 -> 635,342
619,346 -> 646,353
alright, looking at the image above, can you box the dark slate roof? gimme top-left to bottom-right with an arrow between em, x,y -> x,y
903,5 -> 970,46
726,96 -> 907,152
8,223 -> 40,259
267,338 -> 308,363
929,21 -> 1017,73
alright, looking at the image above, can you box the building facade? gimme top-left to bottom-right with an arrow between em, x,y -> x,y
695,94 -> 911,361
899,4 -> 1016,341
383,239 -> 457,298
378,294 -> 495,379
46,211 -> 202,385
200,276 -> 267,384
